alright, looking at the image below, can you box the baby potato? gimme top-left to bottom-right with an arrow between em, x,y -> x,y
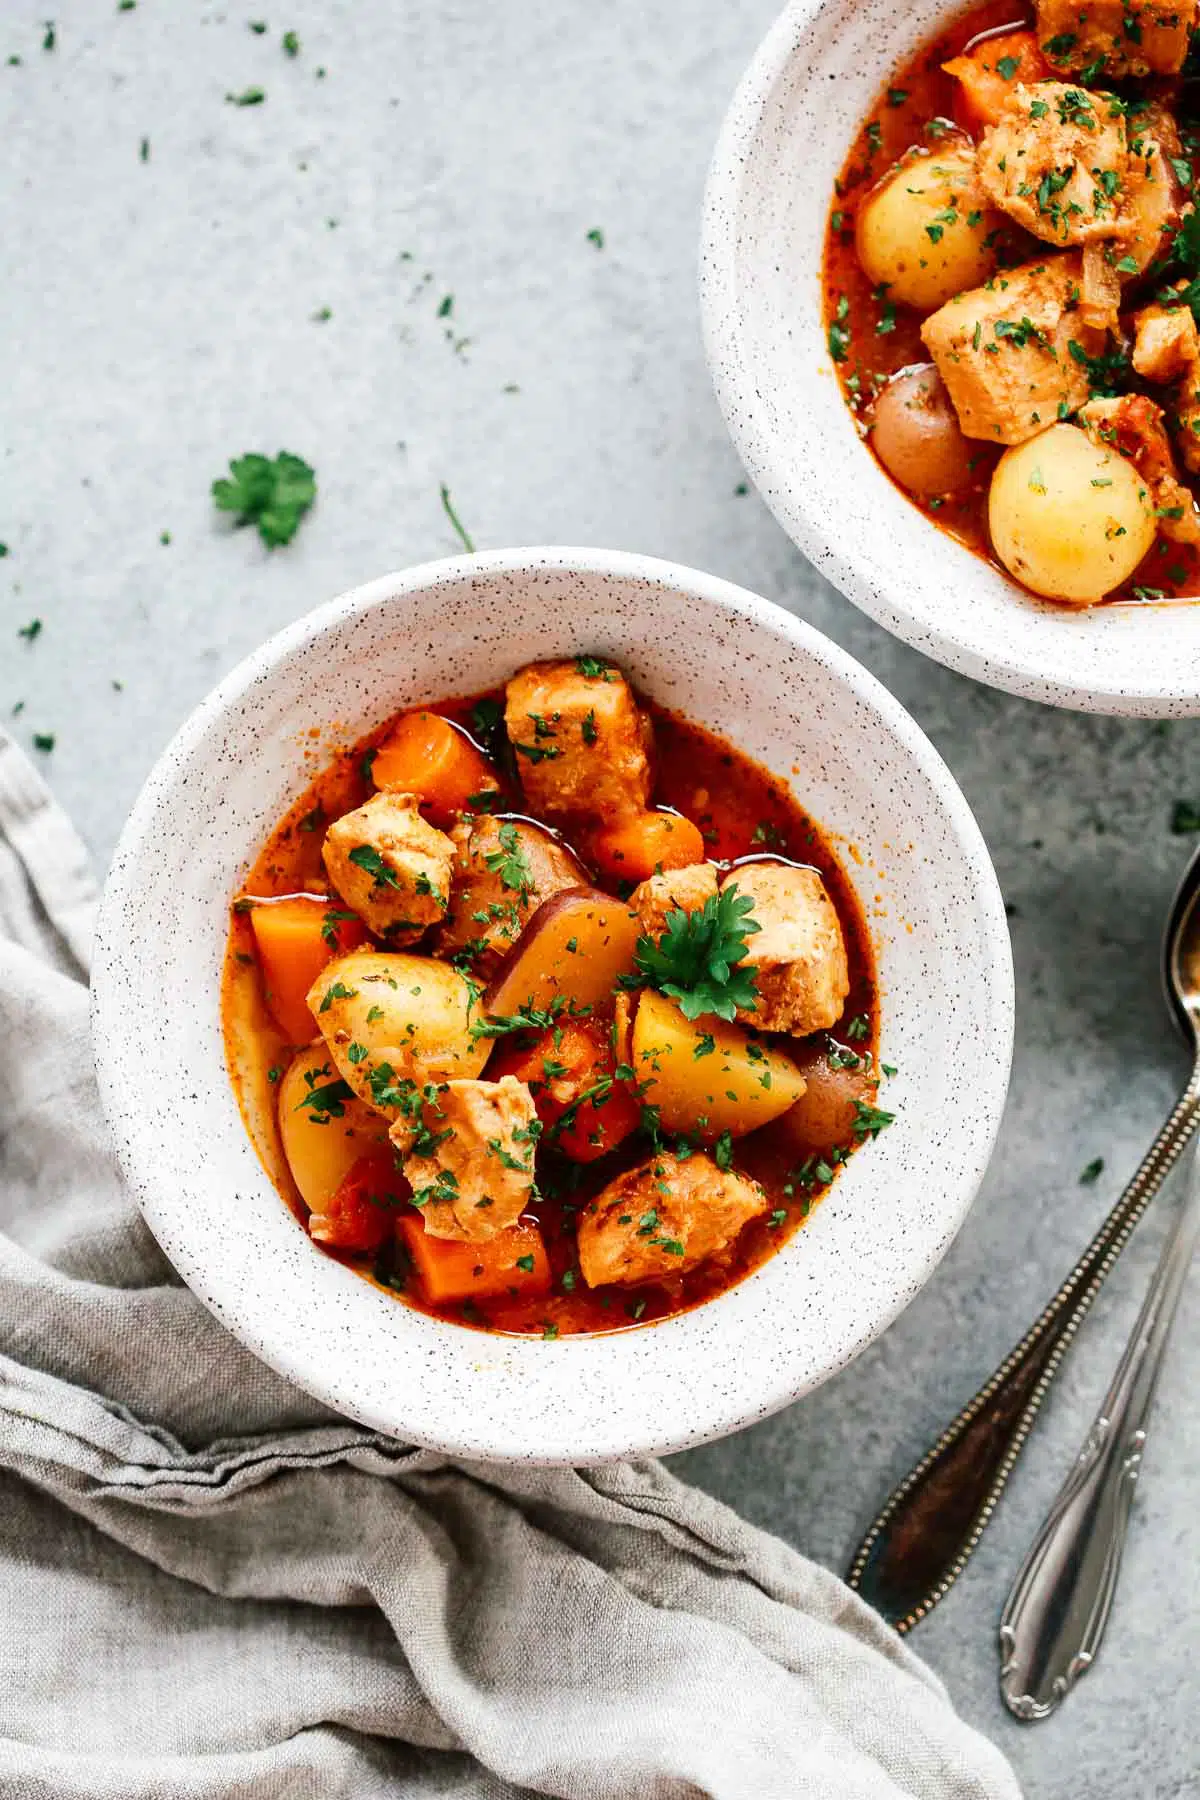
988,424 -> 1156,604
308,950 -> 489,1113
870,364 -> 979,497
277,1043 -> 392,1212
855,147 -> 998,311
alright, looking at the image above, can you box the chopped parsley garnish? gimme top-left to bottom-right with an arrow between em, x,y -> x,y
1171,799 -> 1200,833
17,618 -> 42,642
321,907 -> 358,945
713,1130 -> 734,1171
318,979 -> 357,1013
581,708 -> 598,745
282,29 -> 300,55
574,655 -> 613,679
632,884 -> 759,1022
1080,1156 -> 1105,1184
515,1253 -> 536,1272
887,86 -> 908,106
33,733 -> 55,752
348,844 -> 401,889
483,821 -> 534,895
513,739 -> 560,763
226,86 -> 266,106
852,1099 -> 895,1139
845,1013 -> 870,1040
295,1078 -> 353,1120
212,451 -> 315,547
586,227 -> 605,249
995,54 -> 1020,79
828,293 -> 851,363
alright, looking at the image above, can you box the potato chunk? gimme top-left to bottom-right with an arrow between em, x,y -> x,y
1079,394 -> 1200,543
504,659 -> 653,824
308,950 -> 488,1109
988,423 -> 1156,601
631,862 -> 718,939
390,1075 -> 538,1242
921,255 -> 1103,445
855,145 -> 999,311
1036,0 -> 1194,79
1132,303 -> 1199,384
277,1043 -> 392,1212
632,989 -> 807,1139
577,1151 -> 767,1288
433,814 -> 582,980
723,864 -> 849,1037
322,793 -> 454,943
976,84 -> 1129,248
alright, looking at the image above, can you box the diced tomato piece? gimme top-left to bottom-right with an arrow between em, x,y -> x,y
398,1214 -> 551,1304
307,1151 -> 406,1254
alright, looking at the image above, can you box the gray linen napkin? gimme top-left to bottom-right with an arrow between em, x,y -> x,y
0,731 -> 1021,1800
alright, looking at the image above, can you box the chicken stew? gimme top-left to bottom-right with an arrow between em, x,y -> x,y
223,659 -> 887,1338
824,0 -> 1200,606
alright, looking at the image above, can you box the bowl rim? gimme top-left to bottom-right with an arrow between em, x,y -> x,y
698,0 -> 1200,717
92,545 -> 1015,1462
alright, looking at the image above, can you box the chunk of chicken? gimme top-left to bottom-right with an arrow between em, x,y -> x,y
723,863 -> 849,1037
322,793 -> 454,943
977,84 -> 1130,247
577,1150 -> 768,1288
1036,0 -> 1195,79
1132,303 -> 1200,383
389,1075 -> 538,1242
631,862 -> 719,939
1080,394 -> 1200,543
921,255 -> 1105,444
434,814 -> 582,978
504,659 -> 653,824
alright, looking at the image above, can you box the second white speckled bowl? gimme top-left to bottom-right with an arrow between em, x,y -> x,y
92,549 -> 1013,1463
700,0 -> 1200,715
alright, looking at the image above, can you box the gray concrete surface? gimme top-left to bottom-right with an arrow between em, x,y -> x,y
3,2 -> 1198,1794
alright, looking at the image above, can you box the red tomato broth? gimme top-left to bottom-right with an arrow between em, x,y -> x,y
223,688 -> 881,1338
821,1 -> 1200,605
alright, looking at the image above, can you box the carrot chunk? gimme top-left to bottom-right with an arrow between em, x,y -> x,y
589,810 -> 706,884
309,1151 -> 404,1254
248,894 -> 368,1042
371,711 -> 500,826
942,31 -> 1049,135
398,1214 -> 552,1304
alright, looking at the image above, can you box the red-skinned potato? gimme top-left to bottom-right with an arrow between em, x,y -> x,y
870,365 -> 980,498
774,1042 -> 879,1158
483,887 -> 640,1018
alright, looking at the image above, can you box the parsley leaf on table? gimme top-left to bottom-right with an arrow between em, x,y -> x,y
632,884 -> 760,1021
212,451 -> 315,547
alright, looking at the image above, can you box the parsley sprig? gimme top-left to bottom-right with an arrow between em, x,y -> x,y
212,451 -> 316,548
632,884 -> 759,1021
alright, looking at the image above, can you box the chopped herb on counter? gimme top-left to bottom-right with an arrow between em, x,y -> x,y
439,483 -> 475,553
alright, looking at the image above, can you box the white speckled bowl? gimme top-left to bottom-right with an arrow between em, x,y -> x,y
700,0 -> 1200,716
92,549 -> 1013,1464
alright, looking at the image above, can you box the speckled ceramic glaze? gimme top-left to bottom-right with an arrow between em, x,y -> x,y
92,549 -> 1013,1463
700,0 -> 1200,716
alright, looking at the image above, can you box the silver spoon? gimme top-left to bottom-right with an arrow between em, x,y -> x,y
846,843 -> 1200,1637
998,848 -> 1200,1717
